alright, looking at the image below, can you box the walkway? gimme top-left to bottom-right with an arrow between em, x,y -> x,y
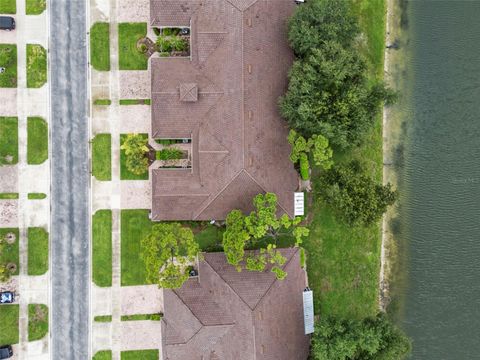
50,0 -> 89,359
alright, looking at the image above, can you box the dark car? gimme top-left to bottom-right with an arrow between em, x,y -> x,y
0,345 -> 13,359
0,16 -> 15,31
0,292 -> 14,304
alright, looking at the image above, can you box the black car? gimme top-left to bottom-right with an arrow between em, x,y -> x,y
0,292 -> 14,304
0,345 -> 13,359
0,16 -> 15,31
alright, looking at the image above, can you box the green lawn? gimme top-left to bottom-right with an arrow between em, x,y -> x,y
26,44 -> 47,88
121,210 -> 152,286
118,23 -> 148,70
28,193 -> 47,200
92,134 -> 112,181
0,117 -> 18,165
192,223 -> 223,252
27,117 -> 48,164
93,350 -> 112,360
90,22 -> 110,71
304,0 -> 386,320
92,210 -> 112,287
0,0 -> 16,14
0,228 -> 19,275
0,305 -> 19,346
121,350 -> 158,360
120,134 -> 149,180
28,304 -> 48,341
0,193 -> 18,199
0,45 -> 17,88
26,0 -> 46,15
94,315 -> 112,322
27,227 -> 49,276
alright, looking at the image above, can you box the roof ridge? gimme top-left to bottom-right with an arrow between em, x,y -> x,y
193,169 -> 244,220
202,254 -> 255,310
252,248 -> 300,311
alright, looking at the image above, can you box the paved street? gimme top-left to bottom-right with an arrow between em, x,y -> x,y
50,0 -> 89,359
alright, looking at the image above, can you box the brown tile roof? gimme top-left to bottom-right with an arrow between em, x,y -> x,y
151,0 -> 299,221
161,249 -> 310,360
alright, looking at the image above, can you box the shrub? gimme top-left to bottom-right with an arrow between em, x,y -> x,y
299,153 -> 310,180
156,147 -> 183,160
156,35 -> 187,53
121,134 -> 149,175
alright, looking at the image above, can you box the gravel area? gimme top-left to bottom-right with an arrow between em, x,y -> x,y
121,285 -> 163,315
118,0 -> 149,22
0,200 -> 18,227
119,70 -> 151,99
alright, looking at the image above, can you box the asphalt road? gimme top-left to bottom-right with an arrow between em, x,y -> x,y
50,0 -> 89,359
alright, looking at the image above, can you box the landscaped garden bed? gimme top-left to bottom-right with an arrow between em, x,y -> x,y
27,227 -> 48,276
27,117 -> 48,164
0,45 -> 17,88
120,134 -> 150,180
155,27 -> 190,57
26,44 -> 47,88
90,22 -> 110,71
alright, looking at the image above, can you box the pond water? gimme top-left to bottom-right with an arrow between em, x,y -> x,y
391,1 -> 480,358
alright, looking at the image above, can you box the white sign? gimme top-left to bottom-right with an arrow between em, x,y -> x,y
294,192 -> 304,216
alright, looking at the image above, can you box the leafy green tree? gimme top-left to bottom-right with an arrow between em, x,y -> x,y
287,0 -> 359,57
222,193 -> 309,279
317,161 -> 397,226
121,134 -> 149,175
280,42 -> 392,147
141,223 -> 199,289
310,314 -> 411,360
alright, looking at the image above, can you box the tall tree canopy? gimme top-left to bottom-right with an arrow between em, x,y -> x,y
222,193 -> 309,279
310,314 -> 411,360
280,0 -> 394,148
121,134 -> 149,175
141,223 -> 199,289
317,161 -> 397,226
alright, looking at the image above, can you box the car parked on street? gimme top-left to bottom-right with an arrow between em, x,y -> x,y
0,345 -> 13,359
0,291 -> 15,304
0,16 -> 15,31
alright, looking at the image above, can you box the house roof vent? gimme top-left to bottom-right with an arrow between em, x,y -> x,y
180,83 -> 198,102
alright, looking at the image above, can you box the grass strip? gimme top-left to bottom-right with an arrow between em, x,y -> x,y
90,22 -> 110,71
120,314 -> 161,321
0,228 -> 19,275
92,210 -> 112,287
28,193 -> 47,199
93,351 -> 112,360
26,0 -> 46,15
119,134 -> 149,180
118,23 -> 148,70
121,350 -> 158,360
27,117 -> 48,164
0,45 -> 17,88
0,193 -> 18,199
0,117 -> 18,165
27,227 -> 48,275
94,99 -> 112,105
26,44 -> 47,88
0,305 -> 19,346
119,99 -> 150,105
28,304 -> 48,341
92,134 -> 112,181
94,315 -> 112,322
